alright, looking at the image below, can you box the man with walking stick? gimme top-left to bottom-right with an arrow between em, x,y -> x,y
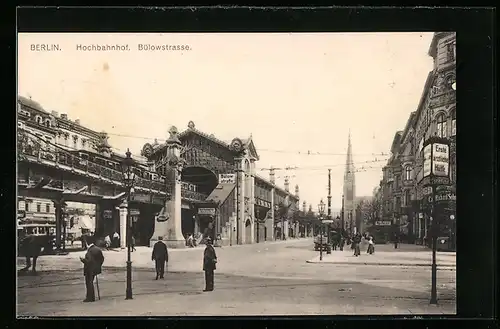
80,235 -> 104,302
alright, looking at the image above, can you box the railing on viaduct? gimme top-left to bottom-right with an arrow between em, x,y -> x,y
17,130 -> 208,202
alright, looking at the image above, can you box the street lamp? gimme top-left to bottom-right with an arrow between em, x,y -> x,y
318,199 -> 326,261
121,148 -> 136,300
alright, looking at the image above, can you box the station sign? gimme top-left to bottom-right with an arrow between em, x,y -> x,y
198,208 -> 216,216
375,221 -> 392,226
321,219 -> 334,224
219,174 -> 236,184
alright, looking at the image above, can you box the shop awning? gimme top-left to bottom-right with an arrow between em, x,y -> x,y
206,183 -> 235,205
78,215 -> 95,231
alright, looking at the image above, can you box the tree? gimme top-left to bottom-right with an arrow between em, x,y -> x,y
360,197 -> 382,226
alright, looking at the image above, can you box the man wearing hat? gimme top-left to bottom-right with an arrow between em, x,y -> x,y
151,236 -> 169,280
203,237 -> 217,292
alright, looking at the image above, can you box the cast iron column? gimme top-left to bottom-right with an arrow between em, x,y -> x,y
125,192 -> 133,300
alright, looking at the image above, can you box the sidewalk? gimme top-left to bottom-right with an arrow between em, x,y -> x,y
17,238 -> 313,273
306,249 -> 456,267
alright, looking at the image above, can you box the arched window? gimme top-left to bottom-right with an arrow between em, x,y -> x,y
450,108 -> 456,136
404,166 -> 412,181
436,113 -> 447,138
45,119 -> 51,127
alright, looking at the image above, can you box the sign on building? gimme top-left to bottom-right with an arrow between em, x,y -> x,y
422,144 -> 432,178
375,220 -> 392,226
103,210 -> 113,219
219,174 -> 236,184
198,208 -> 216,216
432,143 -> 450,177
129,209 -> 140,216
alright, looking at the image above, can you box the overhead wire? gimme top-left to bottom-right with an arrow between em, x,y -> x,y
103,131 -> 392,158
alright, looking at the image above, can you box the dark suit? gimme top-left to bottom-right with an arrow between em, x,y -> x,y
80,244 -> 104,301
19,235 -> 42,273
151,241 -> 168,279
203,244 -> 217,291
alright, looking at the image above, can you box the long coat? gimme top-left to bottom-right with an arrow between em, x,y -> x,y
19,235 -> 42,258
152,241 -> 169,262
81,245 -> 105,276
203,244 -> 217,271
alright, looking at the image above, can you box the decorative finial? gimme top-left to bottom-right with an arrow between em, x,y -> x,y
166,126 -> 181,145
188,121 -> 195,129
125,148 -> 131,158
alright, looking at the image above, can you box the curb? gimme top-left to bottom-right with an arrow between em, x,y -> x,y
305,260 -> 456,268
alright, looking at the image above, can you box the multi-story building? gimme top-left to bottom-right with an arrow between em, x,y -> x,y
376,32 -> 456,246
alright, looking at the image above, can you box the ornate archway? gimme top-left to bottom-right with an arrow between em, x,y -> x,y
181,166 -> 218,195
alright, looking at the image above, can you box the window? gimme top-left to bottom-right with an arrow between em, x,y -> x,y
36,203 -> 41,212
24,202 -> 29,211
404,190 -> 411,207
451,109 -> 456,136
82,139 -> 87,150
46,204 -> 50,213
405,166 -> 412,180
45,119 -> 51,127
73,135 -> 78,149
447,41 -> 456,62
436,113 -> 447,138
64,134 -> 69,147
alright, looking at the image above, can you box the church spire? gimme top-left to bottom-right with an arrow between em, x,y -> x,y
345,130 -> 354,177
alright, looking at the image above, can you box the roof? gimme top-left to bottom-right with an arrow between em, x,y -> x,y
206,183 -> 235,204
18,95 -> 46,112
254,173 -> 299,201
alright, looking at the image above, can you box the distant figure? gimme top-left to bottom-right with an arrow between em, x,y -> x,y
353,234 -> 361,257
186,234 -> 195,248
203,237 -> 217,292
104,235 -> 111,250
79,236 -> 104,303
131,235 -> 136,252
19,234 -> 42,275
113,232 -> 120,248
367,236 -> 375,254
394,233 -> 399,249
151,236 -> 169,280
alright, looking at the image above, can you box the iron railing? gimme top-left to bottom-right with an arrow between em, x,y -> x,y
17,131 -> 206,198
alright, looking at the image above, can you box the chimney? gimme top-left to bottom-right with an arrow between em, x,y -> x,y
302,201 -> 306,213
295,184 -> 299,198
284,176 -> 289,192
61,114 -> 68,120
51,111 -> 59,117
75,119 -> 81,125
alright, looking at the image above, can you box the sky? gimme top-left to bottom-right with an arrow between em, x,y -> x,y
18,32 -> 434,211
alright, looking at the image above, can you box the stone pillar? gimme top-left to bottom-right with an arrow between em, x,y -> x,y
284,220 -> 289,240
119,201 -> 127,249
248,158 -> 256,244
94,202 -> 101,236
194,216 -> 199,235
150,126 -> 185,248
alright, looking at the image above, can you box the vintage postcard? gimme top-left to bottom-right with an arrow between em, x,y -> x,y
17,32 -> 456,316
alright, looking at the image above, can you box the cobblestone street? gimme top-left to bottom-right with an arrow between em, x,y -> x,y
17,239 -> 456,316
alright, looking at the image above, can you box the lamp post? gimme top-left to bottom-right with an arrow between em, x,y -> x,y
121,149 -> 136,300
318,199 -> 326,261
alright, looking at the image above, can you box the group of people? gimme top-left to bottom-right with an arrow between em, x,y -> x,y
328,232 -> 376,256
79,235 -> 218,302
103,232 -> 121,250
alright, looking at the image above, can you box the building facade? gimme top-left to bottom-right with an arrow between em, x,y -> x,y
377,32 -> 456,246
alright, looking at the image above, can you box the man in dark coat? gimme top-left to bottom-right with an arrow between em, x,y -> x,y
353,233 -> 361,256
203,237 -> 217,292
19,234 -> 42,275
151,236 -> 169,280
79,236 -> 104,302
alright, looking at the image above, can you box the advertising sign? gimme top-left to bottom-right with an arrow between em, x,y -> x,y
432,143 -> 449,177
422,144 -> 432,178
129,209 -> 140,216
103,210 -> 113,219
198,208 -> 216,216
219,174 -> 236,184
375,221 -> 392,226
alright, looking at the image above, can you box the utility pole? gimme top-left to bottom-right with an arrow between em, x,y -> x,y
341,194 -> 345,251
327,169 -> 332,254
